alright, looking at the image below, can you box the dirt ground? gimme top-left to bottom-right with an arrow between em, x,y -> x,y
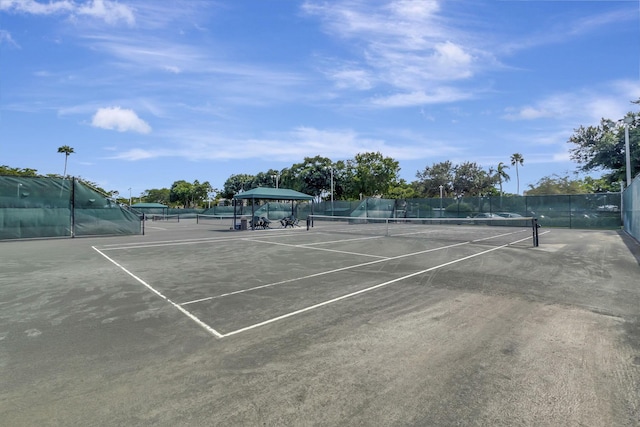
1,224 -> 639,426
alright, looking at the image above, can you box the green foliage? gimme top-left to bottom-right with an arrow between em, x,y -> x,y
415,160 -> 454,197
453,161 -> 495,196
527,174 -> 619,195
496,162 -> 510,195
510,153 -> 524,194
384,179 -> 416,199
287,155 -> 333,197
142,188 -> 171,205
568,113 -> 639,185
344,152 -> 400,199
0,165 -> 39,176
169,179 -> 212,208
415,161 -> 496,198
57,145 -> 74,177
221,174 -> 256,199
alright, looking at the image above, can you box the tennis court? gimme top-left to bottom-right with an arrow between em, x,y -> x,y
91,216 -> 541,338
2,217 -> 640,425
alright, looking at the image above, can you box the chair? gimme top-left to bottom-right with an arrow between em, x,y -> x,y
250,216 -> 263,229
281,215 -> 299,228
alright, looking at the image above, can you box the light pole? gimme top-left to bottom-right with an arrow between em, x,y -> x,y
624,116 -> 633,187
128,187 -> 132,206
272,173 -> 280,188
325,166 -> 334,214
439,185 -> 443,217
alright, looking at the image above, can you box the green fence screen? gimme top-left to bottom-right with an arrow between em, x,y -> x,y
623,176 -> 640,241
0,176 -> 142,240
314,193 -> 623,230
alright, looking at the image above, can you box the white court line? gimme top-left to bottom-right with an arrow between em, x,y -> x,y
180,228 -> 538,306
98,232 -> 302,251
99,235 -> 239,248
302,234 -> 386,246
243,238 -> 389,259
92,246 -> 224,338
220,232 -> 538,337
179,241 -> 471,305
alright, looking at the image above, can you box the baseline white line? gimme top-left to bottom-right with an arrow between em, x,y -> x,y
220,233 -> 534,337
179,241 -> 470,306
99,236 -> 240,248
92,246 -> 223,338
98,232 -> 302,250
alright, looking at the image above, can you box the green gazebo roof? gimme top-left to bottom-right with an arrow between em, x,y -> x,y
233,187 -> 313,201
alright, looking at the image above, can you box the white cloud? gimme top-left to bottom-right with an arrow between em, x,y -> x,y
0,30 -> 19,47
430,41 -> 472,79
76,0 -> 135,26
163,65 -> 182,74
371,87 -> 473,108
303,0 -> 488,107
111,148 -> 157,161
91,107 -> 151,134
329,68 -> 373,90
386,0 -> 440,21
0,0 -> 134,25
0,0 -> 74,15
503,80 -> 640,124
111,124 -> 452,163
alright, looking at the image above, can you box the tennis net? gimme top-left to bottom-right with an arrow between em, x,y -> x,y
150,214 -> 180,222
308,214 -> 540,247
196,214 -> 235,224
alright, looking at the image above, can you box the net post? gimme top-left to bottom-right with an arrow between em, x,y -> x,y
532,218 -> 539,247
307,216 -> 311,230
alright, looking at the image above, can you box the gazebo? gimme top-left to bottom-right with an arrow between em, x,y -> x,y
232,187 -> 314,230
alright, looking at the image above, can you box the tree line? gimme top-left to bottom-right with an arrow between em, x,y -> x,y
218,152 -> 525,203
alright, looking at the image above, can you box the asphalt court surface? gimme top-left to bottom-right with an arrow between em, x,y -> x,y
90,219 -> 543,338
3,218 -> 640,426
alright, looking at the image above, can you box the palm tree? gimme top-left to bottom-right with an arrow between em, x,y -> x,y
510,153 -> 524,194
496,162 -> 511,196
57,145 -> 75,177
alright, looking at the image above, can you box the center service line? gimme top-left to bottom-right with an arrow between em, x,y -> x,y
92,246 -> 224,338
179,240 -> 471,306
221,233 -> 536,338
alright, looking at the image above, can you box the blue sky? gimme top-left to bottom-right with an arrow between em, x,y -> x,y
1,0 -> 639,198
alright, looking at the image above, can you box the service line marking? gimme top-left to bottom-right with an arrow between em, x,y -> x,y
179,240 -> 471,305
92,246 -> 223,338
97,231 -> 302,251
220,233 -> 537,338
242,238 -> 389,259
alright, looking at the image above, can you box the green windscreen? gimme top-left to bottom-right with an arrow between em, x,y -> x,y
0,176 -> 141,240
623,176 -> 640,241
315,193 -> 622,230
